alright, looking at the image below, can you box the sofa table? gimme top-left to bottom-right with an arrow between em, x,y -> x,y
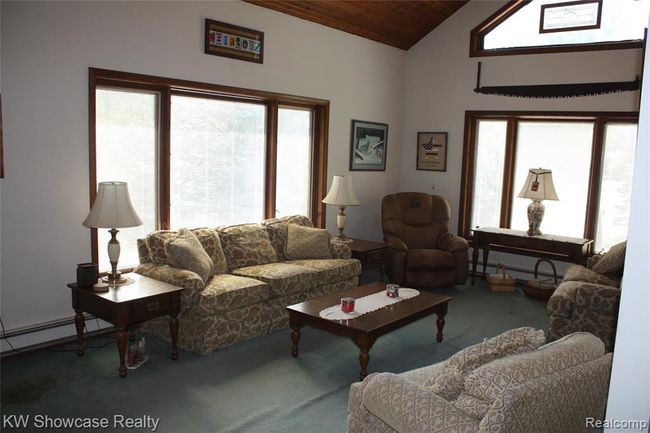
471,227 -> 594,285
286,281 -> 450,380
68,273 -> 184,377
349,239 -> 391,282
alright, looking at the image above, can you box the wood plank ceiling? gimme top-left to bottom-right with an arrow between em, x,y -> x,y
244,1 -> 469,50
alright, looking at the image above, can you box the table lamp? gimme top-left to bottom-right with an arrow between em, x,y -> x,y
83,181 -> 142,284
322,175 -> 360,243
517,168 -> 558,236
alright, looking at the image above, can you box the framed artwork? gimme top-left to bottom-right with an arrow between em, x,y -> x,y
540,0 -> 602,33
204,19 -> 264,64
416,132 -> 447,172
350,120 -> 388,171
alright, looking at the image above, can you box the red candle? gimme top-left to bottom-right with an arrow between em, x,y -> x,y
341,297 -> 355,313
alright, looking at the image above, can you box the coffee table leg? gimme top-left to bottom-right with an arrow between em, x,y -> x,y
291,327 -> 301,357
354,334 -> 377,381
289,312 -> 303,357
436,311 -> 447,343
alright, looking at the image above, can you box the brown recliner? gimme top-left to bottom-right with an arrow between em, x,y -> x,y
382,193 -> 469,288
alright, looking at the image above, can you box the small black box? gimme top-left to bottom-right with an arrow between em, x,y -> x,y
77,263 -> 98,287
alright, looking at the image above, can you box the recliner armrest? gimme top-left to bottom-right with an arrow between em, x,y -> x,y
362,373 -> 479,433
330,242 -> 352,259
438,232 -> 469,253
384,235 -> 408,252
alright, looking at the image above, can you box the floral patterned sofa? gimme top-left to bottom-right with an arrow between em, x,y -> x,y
547,241 -> 626,352
135,215 -> 361,354
347,328 -> 612,433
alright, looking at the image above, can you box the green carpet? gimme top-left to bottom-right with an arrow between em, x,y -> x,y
1,277 -> 548,433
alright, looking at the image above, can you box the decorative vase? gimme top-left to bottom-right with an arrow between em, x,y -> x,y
527,199 -> 545,236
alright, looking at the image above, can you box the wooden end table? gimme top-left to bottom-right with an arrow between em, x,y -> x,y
68,273 -> 184,377
286,281 -> 450,380
349,239 -> 391,282
471,227 -> 594,285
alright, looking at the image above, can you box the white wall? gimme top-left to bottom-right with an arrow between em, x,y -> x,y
0,0 -> 404,348
400,1 -> 642,277
604,13 -> 650,430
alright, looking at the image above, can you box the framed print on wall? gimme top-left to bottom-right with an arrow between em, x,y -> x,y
416,132 -> 447,171
204,19 -> 264,63
350,120 -> 388,171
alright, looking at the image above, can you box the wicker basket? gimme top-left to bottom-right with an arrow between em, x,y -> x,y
487,263 -> 516,292
524,259 -> 558,301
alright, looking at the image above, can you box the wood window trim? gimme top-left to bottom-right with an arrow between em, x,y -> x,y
470,0 -> 644,58
89,68 -> 329,265
459,110 -> 639,242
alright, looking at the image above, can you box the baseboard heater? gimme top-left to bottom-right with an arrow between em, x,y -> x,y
0,313 -> 115,359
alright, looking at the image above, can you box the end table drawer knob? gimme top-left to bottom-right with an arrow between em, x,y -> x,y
147,301 -> 159,312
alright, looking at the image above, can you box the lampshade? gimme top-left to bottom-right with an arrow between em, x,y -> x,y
517,169 -> 559,201
322,175 -> 360,206
83,181 -> 143,229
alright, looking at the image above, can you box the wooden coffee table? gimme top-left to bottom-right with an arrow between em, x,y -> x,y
286,282 -> 450,380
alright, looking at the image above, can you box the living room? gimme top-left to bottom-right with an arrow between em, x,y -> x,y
1,0 -> 648,432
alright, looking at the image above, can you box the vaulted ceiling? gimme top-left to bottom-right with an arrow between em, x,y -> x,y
244,1 -> 470,50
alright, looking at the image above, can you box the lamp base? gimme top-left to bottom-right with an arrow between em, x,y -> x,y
331,235 -> 354,244
526,200 -> 545,236
102,272 -> 127,285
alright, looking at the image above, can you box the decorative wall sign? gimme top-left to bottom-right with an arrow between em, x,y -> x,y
204,19 -> 264,63
540,0 -> 602,34
417,132 -> 447,172
350,120 -> 388,171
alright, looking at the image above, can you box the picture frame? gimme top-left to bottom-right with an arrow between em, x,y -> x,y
416,132 -> 447,172
540,0 -> 602,34
350,120 -> 388,171
204,19 -> 264,64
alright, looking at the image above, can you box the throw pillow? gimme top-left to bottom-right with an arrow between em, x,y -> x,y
285,224 -> 332,260
592,240 -> 627,275
429,327 -> 546,400
164,228 -> 214,284
190,227 -> 228,274
145,230 -> 178,264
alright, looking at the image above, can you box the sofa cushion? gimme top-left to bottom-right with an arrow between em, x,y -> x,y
464,332 -> 605,403
406,249 -> 456,271
563,264 -> 621,288
429,327 -> 545,400
592,240 -> 627,275
195,274 -> 270,314
219,223 -> 278,270
262,215 -> 313,260
452,392 -> 491,419
164,229 -> 214,284
285,259 -> 361,284
285,224 -> 332,260
232,262 -> 318,297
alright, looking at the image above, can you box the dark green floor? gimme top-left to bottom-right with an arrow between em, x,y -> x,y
1,275 -> 548,433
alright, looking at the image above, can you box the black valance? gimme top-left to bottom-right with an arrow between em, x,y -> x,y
474,62 -> 640,98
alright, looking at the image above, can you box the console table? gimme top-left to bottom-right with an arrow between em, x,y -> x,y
471,227 -> 594,285
68,273 -> 184,377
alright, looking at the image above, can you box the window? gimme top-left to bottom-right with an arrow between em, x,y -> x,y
471,0 -> 648,57
460,111 -> 638,251
90,69 -> 328,270
94,88 -> 159,270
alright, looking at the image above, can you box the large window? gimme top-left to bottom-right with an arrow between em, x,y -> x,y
471,0 -> 648,57
460,111 -> 638,251
90,69 -> 328,270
